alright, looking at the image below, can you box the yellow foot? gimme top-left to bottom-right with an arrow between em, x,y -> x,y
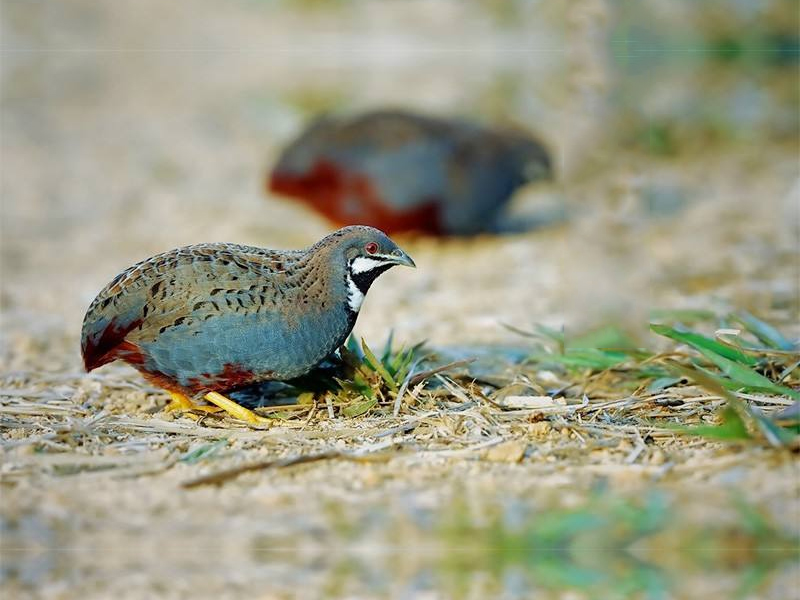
204,391 -> 271,426
166,392 -> 224,414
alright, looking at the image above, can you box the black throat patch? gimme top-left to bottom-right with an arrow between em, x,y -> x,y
349,262 -> 393,295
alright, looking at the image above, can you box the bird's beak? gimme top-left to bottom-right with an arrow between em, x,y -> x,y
389,247 -> 416,268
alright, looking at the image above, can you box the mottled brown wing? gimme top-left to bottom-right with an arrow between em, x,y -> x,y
80,243 -> 299,370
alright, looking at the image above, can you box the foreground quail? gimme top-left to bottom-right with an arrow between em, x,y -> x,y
268,109 -> 552,235
80,226 -> 415,424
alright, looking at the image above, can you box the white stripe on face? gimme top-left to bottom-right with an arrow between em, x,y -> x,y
351,256 -> 391,274
346,273 -> 365,312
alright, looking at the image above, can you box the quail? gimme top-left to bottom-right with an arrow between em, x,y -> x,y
80,226 -> 415,424
268,109 -> 552,235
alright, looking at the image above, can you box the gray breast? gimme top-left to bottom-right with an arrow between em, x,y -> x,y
139,301 -> 353,386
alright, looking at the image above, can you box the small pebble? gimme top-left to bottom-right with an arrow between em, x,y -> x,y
485,440 -> 527,463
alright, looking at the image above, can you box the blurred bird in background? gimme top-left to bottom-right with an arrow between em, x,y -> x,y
268,109 -> 553,235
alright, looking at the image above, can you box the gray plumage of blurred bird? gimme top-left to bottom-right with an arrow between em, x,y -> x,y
269,109 -> 553,235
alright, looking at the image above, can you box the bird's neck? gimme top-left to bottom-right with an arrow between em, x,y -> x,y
301,242 -> 393,316
345,260 -> 392,315
350,263 -> 393,295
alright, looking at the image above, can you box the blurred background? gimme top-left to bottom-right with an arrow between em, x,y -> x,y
1,1 -> 798,598
2,0 -> 797,356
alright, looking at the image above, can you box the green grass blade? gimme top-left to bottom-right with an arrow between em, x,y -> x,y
361,338 -> 398,392
666,406 -> 751,441
567,325 -> 638,351
381,330 -> 395,363
345,335 -> 364,360
669,363 -> 748,407
535,324 -> 565,354
530,349 -> 630,370
698,346 -> 800,399
647,376 -> 685,393
342,397 -> 377,417
751,410 -> 798,447
693,364 -> 751,391
734,311 -> 795,350
671,363 -> 798,447
334,375 -> 374,399
390,347 -> 415,380
650,323 -> 758,366
179,438 -> 229,464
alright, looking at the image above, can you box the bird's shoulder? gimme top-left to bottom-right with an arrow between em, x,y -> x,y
107,243 -> 298,295
85,243 -> 303,336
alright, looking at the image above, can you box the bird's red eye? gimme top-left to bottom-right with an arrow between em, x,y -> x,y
365,242 -> 378,254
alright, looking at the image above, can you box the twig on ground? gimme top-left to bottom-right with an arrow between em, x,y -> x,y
181,440 -> 400,488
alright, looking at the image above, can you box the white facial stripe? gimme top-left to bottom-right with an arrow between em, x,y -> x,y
346,273 -> 364,312
351,256 -> 393,274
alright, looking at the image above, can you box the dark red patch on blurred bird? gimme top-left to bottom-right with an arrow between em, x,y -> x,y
271,159 -> 443,234
268,109 -> 552,236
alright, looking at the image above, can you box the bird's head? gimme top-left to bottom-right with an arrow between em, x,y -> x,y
314,226 -> 415,313
503,132 -> 554,184
342,226 -> 415,269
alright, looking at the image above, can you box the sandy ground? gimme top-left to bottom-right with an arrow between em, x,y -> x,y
2,1 -> 799,598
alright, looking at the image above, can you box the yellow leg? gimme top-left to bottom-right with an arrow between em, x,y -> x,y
166,392 -> 223,414
204,391 -> 271,425
167,392 -> 194,411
